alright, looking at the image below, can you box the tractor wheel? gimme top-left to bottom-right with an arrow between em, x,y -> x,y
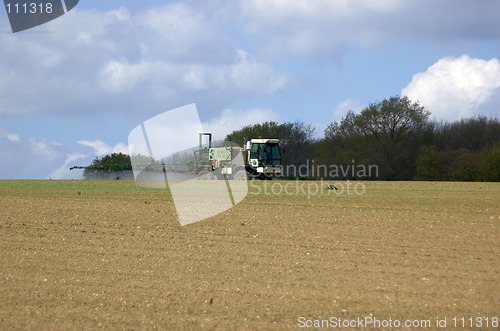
198,171 -> 215,180
233,170 -> 248,180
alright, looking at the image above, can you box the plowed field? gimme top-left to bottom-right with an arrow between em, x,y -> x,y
1,180 -> 498,329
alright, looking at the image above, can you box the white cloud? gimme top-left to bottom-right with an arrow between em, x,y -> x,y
333,99 -> 364,120
0,0 -> 497,122
77,139 -> 128,156
0,3 -> 291,121
228,50 -> 289,94
0,133 -> 93,179
29,138 -> 60,160
7,133 -> 20,142
241,0 -> 500,61
49,153 -> 89,179
402,55 -> 500,120
112,142 -> 129,155
202,108 -> 280,140
99,59 -> 168,92
135,3 -> 216,55
99,49 -> 289,95
77,139 -> 112,155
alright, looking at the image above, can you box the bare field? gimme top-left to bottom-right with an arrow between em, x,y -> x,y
0,180 -> 499,329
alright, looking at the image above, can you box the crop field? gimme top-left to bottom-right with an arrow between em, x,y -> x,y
0,180 -> 499,329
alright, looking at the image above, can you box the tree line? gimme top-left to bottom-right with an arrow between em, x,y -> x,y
226,96 -> 499,181
83,96 -> 499,181
314,97 -> 499,181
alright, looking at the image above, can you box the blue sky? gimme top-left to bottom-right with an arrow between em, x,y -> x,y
1,0 -> 499,179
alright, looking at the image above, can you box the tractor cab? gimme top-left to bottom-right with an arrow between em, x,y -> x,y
246,138 -> 283,177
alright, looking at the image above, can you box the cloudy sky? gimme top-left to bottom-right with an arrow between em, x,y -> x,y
0,0 -> 499,179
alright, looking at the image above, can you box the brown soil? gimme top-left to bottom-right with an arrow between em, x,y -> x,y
0,180 -> 498,329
